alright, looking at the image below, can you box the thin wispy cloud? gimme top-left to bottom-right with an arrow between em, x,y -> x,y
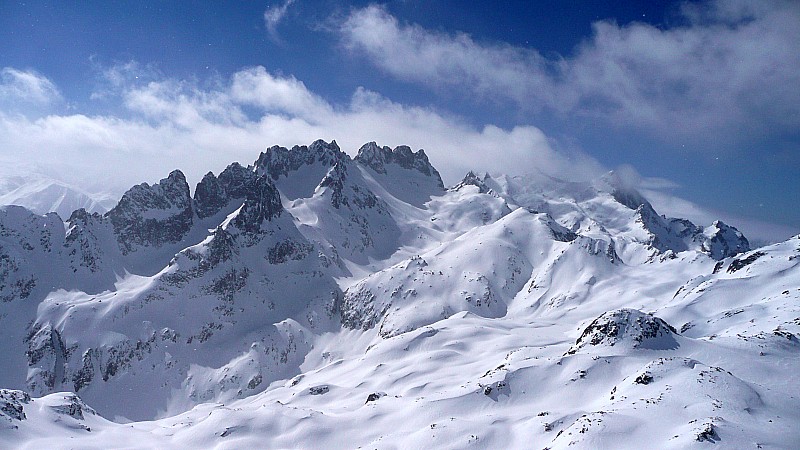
264,0 -> 296,42
339,1 -> 800,148
0,67 -> 63,113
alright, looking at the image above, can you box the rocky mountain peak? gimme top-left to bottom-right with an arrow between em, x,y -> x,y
355,142 -> 444,188
217,162 -> 255,199
109,170 -> 191,215
309,139 -> 341,156
701,220 -> 750,260
193,172 -> 226,219
255,139 -> 347,181
452,171 -> 490,193
194,163 -> 257,219
353,142 -> 387,173
231,175 -> 283,236
105,169 -> 193,254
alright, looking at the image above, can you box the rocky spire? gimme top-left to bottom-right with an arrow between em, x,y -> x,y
106,170 -> 193,254
232,175 -> 283,235
254,139 -> 346,181
355,142 -> 444,189
451,171 -> 490,193
193,163 -> 256,219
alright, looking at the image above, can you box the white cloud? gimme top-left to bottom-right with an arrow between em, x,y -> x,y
90,59 -> 162,100
264,0 -> 296,42
340,6 -> 552,106
0,64 -> 590,199
339,1 -> 800,146
0,68 -> 63,111
230,66 -> 331,119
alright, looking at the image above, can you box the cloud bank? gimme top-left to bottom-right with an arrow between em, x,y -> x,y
340,1 -> 800,146
0,64 -> 587,197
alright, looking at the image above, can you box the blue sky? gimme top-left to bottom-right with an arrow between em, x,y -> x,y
0,0 -> 798,242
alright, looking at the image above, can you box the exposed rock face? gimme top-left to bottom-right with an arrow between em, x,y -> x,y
232,175 -> 283,236
193,173 -> 227,219
0,243 -> 37,304
701,220 -> 750,260
726,250 -> 766,273
567,309 -> 679,354
611,187 -> 651,211
317,162 -> 348,209
452,171 -> 491,193
64,209 -> 107,275
203,226 -> 239,270
194,163 -> 257,219
217,162 -> 256,199
25,323 -> 67,395
355,142 -> 444,189
255,140 -> 346,181
106,170 -> 193,254
0,389 -> 30,423
50,393 -> 96,420
0,206 -> 63,303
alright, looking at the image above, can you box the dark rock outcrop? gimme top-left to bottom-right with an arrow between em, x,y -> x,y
452,171 -> 491,193
701,220 -> 750,260
255,140 -> 346,181
194,163 -> 256,219
106,170 -> 194,254
355,142 -> 444,189
0,389 -> 31,422
567,309 -> 679,354
232,175 -> 283,236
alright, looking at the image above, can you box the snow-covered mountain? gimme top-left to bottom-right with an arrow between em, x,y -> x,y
0,139 -> 798,449
0,172 -> 117,218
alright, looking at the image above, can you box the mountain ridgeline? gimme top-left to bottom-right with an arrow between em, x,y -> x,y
1,139 -> 796,448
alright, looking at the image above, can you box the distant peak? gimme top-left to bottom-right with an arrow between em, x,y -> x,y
598,170 -> 652,211
166,169 -> 187,183
451,171 -> 490,194
255,139 -> 347,181
309,139 -> 340,153
355,141 -> 444,188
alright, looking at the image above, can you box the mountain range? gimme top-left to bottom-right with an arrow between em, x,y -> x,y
0,139 -> 797,449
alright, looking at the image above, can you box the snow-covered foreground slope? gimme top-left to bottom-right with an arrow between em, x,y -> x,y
0,140 -> 798,449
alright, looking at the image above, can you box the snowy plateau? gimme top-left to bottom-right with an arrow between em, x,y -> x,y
0,139 -> 798,449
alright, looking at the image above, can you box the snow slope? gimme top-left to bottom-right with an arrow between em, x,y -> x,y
0,139 -> 798,448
